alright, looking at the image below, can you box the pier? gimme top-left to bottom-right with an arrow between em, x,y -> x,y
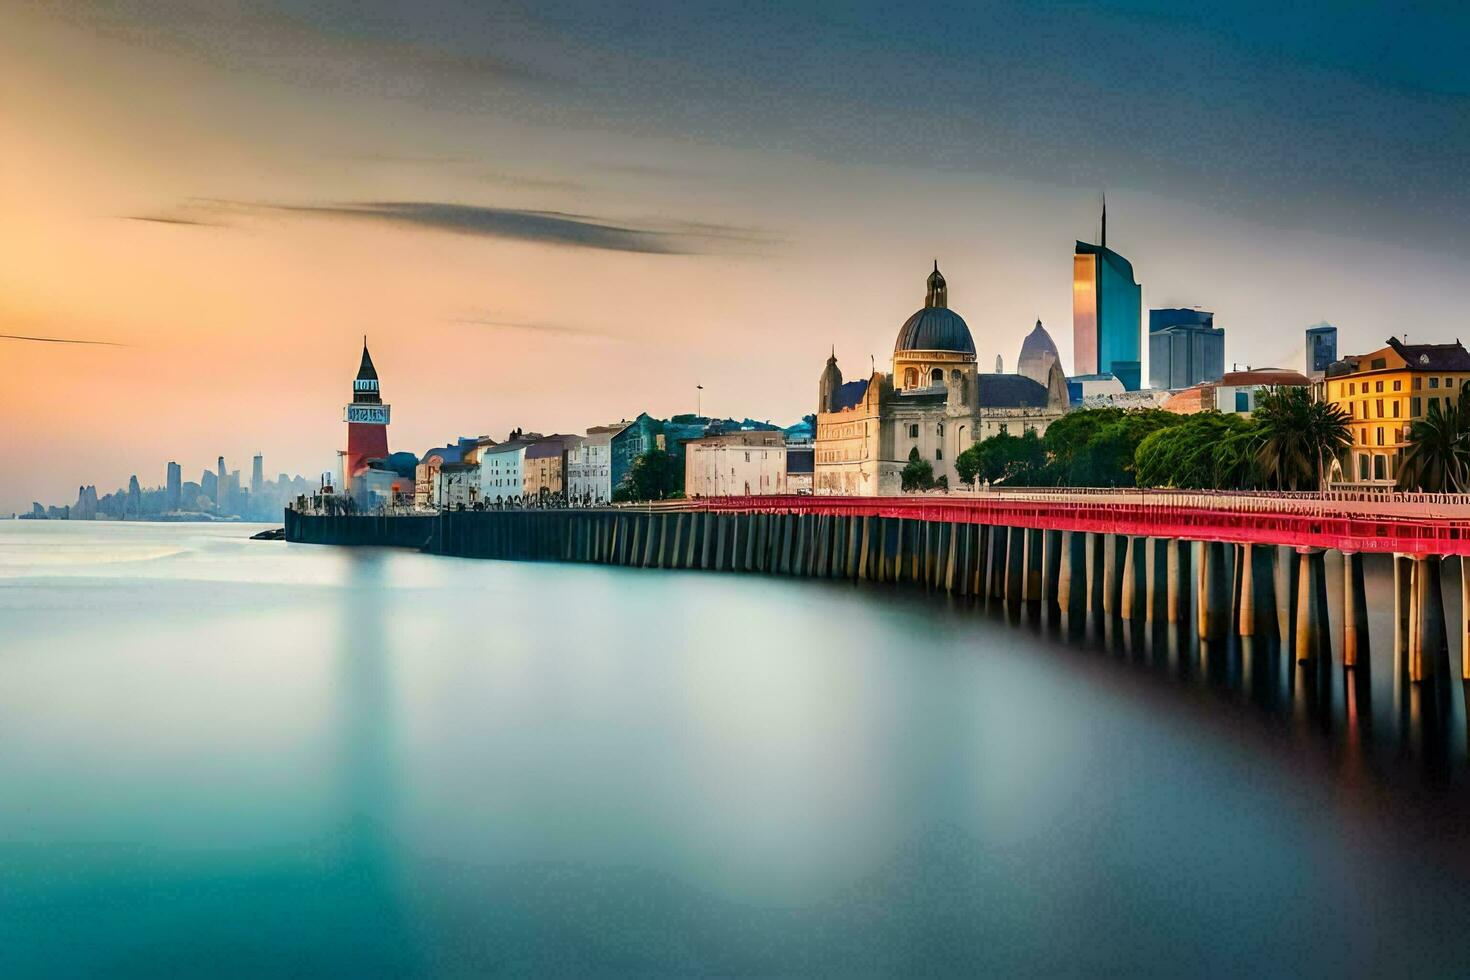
286,488 -> 1470,677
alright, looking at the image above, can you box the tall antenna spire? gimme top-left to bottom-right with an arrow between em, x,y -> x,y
1101,192 -> 1107,249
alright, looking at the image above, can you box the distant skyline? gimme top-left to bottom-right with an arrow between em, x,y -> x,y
6,1 -> 1470,512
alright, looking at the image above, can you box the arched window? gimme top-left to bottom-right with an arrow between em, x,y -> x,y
930,368 -> 943,385
904,367 -> 918,389
951,369 -> 961,382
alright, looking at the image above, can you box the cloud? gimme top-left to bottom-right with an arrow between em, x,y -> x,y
451,316 -> 620,340
0,334 -> 127,347
217,200 -> 775,255
123,215 -> 218,226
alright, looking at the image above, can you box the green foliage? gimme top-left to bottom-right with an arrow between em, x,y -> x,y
1399,383 -> 1470,492
1042,408 -> 1184,487
955,430 -> 1047,486
1134,412 -> 1260,489
1251,386 -> 1352,491
612,449 -> 683,501
900,446 -> 935,492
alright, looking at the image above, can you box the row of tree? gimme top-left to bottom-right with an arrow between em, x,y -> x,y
953,387 -> 1358,492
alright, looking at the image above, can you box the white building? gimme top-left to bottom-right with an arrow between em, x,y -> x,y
480,441 -> 530,504
567,425 -> 618,505
685,431 -> 788,498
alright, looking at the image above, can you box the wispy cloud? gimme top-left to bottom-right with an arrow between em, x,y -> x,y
123,215 -> 218,226
0,334 -> 127,347
212,199 -> 776,255
451,316 -> 620,340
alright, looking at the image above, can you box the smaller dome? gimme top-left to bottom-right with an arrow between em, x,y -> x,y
1017,319 -> 1060,385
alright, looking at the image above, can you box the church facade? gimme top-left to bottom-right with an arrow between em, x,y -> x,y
814,265 -> 1069,495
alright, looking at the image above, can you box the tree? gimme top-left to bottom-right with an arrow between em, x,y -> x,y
956,430 -> 1046,486
1398,384 -> 1470,492
1134,412 -> 1260,490
900,447 -> 934,492
1042,408 -> 1185,487
612,449 -> 683,501
1251,386 -> 1351,491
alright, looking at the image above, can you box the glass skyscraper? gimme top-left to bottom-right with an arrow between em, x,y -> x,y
1305,322 -> 1337,375
1073,233 -> 1142,391
1148,308 -> 1224,389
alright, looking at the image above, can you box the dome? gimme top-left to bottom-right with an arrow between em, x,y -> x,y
1017,319 -> 1060,385
893,262 -> 975,355
895,307 -> 976,355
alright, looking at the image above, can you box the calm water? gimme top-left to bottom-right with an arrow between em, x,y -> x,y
5,521 -> 1470,976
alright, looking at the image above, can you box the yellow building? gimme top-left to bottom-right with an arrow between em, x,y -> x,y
1324,338 -> 1470,484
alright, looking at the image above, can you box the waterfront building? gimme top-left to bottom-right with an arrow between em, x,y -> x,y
1073,205 -> 1142,390
166,461 -> 181,511
479,440 -> 532,504
786,446 -> 814,493
609,414 -> 662,491
251,454 -> 264,496
567,425 -> 619,505
815,264 -> 1070,494
1163,367 -> 1310,415
1305,322 -> 1338,377
685,431 -> 788,498
1325,338 -> 1470,484
216,456 -> 227,511
416,438 -> 481,509
1148,308 -> 1224,390
1016,320 -> 1061,387
523,435 -> 582,500
343,339 -> 392,489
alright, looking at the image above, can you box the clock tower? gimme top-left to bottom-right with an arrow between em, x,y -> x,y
343,338 -> 391,485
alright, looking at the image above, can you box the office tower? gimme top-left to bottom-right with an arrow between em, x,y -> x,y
216,456 -> 227,509
1148,309 -> 1225,389
166,461 -> 181,511
1073,201 -> 1143,390
251,454 -> 264,496
1305,322 -> 1337,375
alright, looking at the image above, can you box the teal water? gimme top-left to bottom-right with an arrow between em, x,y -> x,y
4,521 -> 1470,975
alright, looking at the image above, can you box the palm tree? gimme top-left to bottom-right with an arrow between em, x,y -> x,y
1252,386 -> 1351,491
1398,383 -> 1470,492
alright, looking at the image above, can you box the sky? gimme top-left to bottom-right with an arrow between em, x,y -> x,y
4,0 -> 1470,512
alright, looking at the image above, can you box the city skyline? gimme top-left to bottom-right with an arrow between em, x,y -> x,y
7,2 -> 1470,512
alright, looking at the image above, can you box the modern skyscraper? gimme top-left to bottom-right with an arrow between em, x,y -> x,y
344,338 -> 391,487
251,454 -> 264,496
1305,322 -> 1338,376
216,456 -> 227,510
166,461 -> 181,511
1073,201 -> 1143,390
1148,308 -> 1224,389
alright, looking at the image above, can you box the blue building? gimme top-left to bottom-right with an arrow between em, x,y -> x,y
1305,322 -> 1337,375
609,414 -> 662,491
1073,205 -> 1142,390
1148,308 -> 1224,389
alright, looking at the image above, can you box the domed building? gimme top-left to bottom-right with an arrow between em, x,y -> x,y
814,264 -> 1071,495
1016,320 -> 1061,386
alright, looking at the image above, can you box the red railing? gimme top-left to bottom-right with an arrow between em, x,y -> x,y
681,491 -> 1470,556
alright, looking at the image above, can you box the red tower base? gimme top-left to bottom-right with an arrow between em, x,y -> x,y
345,422 -> 390,482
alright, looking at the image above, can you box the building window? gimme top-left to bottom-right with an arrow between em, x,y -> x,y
904,367 -> 918,389
937,422 -> 945,437
1375,380 -> 1384,393
1393,380 -> 1402,391
1235,390 -> 1249,412
1376,398 -> 1384,418
1414,377 -> 1423,390
1371,357 -> 1387,370
1376,427 -> 1384,446
908,423 -> 919,439
1392,401 -> 1400,418
935,448 -> 943,461
1430,377 -> 1440,388
1348,382 -> 1355,395
931,368 -> 943,385
1447,378 -> 1455,389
